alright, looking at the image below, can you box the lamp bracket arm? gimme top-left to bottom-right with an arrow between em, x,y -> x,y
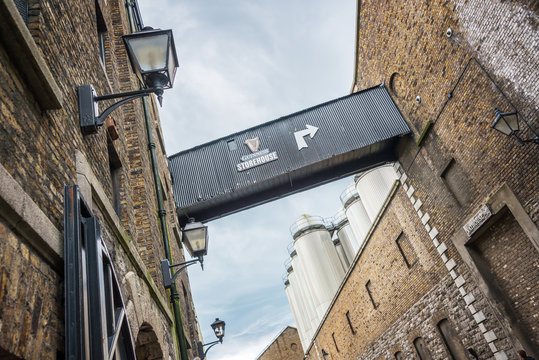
95,93 -> 150,126
170,258 -> 202,283
202,341 -> 220,358
78,85 -> 161,135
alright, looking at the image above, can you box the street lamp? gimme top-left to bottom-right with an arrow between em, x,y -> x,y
161,219 -> 208,289
196,318 -> 226,360
182,219 -> 209,258
490,108 -> 538,145
78,27 -> 178,135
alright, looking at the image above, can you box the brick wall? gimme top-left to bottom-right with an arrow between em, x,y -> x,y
0,217 -> 62,359
257,326 -> 304,360
0,0 -> 200,358
305,0 -> 538,359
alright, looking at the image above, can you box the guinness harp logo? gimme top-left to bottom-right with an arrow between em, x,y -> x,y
244,137 -> 260,153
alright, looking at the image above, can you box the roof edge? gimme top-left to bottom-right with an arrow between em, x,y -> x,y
168,83 -> 385,159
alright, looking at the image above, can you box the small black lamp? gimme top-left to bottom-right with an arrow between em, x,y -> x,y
491,108 -> 538,145
196,318 -> 226,359
210,318 -> 226,343
160,219 -> 208,290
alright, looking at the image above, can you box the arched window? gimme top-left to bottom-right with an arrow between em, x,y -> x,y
437,319 -> 468,359
413,337 -> 432,360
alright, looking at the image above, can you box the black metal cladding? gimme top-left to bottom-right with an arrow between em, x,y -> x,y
169,84 -> 411,225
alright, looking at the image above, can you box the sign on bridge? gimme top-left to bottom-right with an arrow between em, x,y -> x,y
168,84 -> 411,225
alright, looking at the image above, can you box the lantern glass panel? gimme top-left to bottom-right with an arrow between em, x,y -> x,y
493,117 -> 513,136
503,113 -> 519,133
184,228 -> 207,253
126,33 -> 169,72
167,43 -> 177,87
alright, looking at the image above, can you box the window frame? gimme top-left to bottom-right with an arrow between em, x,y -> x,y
64,185 -> 136,359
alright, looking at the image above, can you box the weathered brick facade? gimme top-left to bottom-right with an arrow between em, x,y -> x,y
257,326 -> 304,360
304,1 -> 538,359
0,0 -> 200,358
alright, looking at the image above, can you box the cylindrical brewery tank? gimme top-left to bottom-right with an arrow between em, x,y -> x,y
285,270 -> 309,350
333,237 -> 350,271
292,215 -> 345,320
290,249 -> 319,340
332,207 -> 359,262
355,164 -> 398,222
341,182 -> 372,249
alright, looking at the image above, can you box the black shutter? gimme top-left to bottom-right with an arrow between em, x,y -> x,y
64,185 -> 136,359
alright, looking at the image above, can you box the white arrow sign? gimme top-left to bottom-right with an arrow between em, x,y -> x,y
294,125 -> 319,150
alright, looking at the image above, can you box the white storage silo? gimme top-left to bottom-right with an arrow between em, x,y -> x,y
333,237 -> 350,270
355,164 -> 398,221
285,271 -> 309,350
292,215 -> 345,320
290,249 -> 319,340
332,207 -> 359,263
341,182 -> 372,249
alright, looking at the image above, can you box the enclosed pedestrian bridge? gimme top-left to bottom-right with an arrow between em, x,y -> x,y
168,84 -> 411,225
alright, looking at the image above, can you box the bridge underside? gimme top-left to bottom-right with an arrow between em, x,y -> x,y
168,85 -> 410,225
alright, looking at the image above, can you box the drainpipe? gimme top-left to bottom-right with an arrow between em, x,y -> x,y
125,2 -> 189,359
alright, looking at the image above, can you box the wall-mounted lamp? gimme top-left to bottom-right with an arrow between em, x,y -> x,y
161,219 -> 208,289
491,108 -> 538,145
78,27 -> 178,135
196,318 -> 226,360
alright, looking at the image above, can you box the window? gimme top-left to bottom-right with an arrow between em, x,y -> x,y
108,139 -> 122,217
64,185 -> 136,359
413,337 -> 432,360
95,0 -> 107,65
366,280 -> 378,309
437,319 -> 469,359
345,311 -> 356,334
440,158 -> 474,206
227,139 -> 237,151
14,0 -> 28,23
396,232 -> 417,268
394,351 -> 404,360
332,332 -> 339,352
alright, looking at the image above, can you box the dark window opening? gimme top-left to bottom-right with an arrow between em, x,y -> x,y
108,139 -> 122,217
14,0 -> 28,24
182,282 -> 188,298
227,139 -> 237,151
95,0 -> 107,66
440,158 -> 474,206
413,337 -> 432,360
366,280 -> 378,309
345,311 -> 356,334
331,333 -> 339,352
394,351 -> 404,360
396,232 -> 417,268
437,319 -> 468,359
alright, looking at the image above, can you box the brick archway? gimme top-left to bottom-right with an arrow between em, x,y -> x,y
135,322 -> 164,360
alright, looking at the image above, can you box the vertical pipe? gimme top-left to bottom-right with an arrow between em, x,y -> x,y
125,2 -> 189,359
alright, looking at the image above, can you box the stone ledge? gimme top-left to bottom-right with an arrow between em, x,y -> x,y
0,0 -> 63,109
0,163 -> 62,268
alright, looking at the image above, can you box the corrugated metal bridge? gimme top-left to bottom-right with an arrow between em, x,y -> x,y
168,84 -> 411,225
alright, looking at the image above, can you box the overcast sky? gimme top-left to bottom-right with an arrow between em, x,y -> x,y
138,1 -> 356,359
